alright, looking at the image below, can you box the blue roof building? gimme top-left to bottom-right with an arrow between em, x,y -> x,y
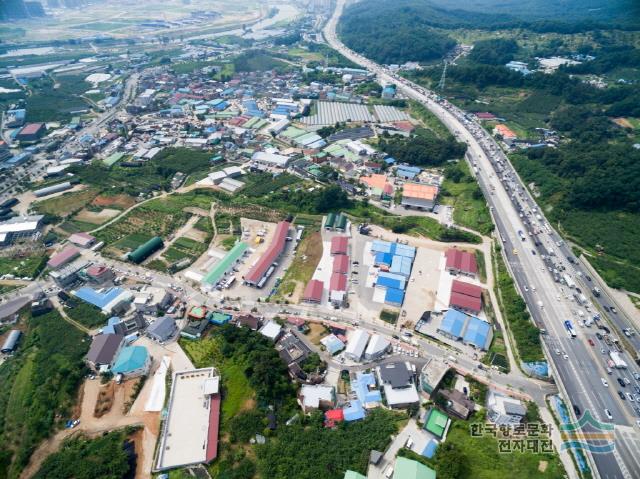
438,309 -> 493,350
396,165 -> 421,180
384,157 -> 397,165
462,316 -> 493,350
385,288 -> 405,306
102,316 -> 121,335
374,252 -> 393,266
390,255 -> 413,277
376,272 -> 406,290
439,309 -> 467,339
371,240 -> 393,254
321,334 -> 345,355
352,372 -> 382,405
392,243 -> 416,259
242,99 -> 264,117
343,400 -> 366,422
73,287 -> 133,314
112,345 -> 150,378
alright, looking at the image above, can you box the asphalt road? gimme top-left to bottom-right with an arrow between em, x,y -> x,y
323,1 -> 640,477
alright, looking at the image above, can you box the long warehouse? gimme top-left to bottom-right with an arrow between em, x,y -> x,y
243,221 -> 290,288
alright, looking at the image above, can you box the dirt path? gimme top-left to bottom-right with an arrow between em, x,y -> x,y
50,297 -> 91,334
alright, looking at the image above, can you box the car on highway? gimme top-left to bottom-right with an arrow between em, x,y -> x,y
618,391 -> 626,400
634,373 -> 640,381
531,250 -> 536,255
601,378 -> 609,387
618,378 -> 626,387
611,307 -> 618,314
604,408 -> 613,420
563,353 -> 569,360
624,377 -> 631,385
627,393 -> 635,402
588,339 -> 595,346
601,348 -> 607,354
596,332 -> 603,340
524,285 -> 529,292
573,404 -> 581,417
555,348 -> 561,355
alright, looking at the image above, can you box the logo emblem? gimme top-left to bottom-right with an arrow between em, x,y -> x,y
560,410 -> 615,454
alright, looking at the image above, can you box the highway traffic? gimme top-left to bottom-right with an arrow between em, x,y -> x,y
324,1 -> 640,477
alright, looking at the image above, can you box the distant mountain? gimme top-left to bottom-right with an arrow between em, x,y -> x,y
0,0 -> 46,19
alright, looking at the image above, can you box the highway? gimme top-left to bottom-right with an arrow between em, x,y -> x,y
323,1 -> 640,477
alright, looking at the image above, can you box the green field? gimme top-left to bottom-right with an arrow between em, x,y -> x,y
441,162 -> 494,235
0,253 -> 48,279
0,310 -> 89,479
64,302 -> 107,329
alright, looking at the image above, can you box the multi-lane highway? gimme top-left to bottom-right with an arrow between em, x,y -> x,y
324,1 -> 640,477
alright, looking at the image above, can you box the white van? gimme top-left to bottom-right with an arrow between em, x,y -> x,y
384,466 -> 394,478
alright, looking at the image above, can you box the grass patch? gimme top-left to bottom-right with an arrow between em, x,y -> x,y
274,231 -> 322,301
441,162 -> 494,235
380,309 -> 399,324
0,252 -> 48,279
64,302 -> 107,329
32,188 -> 100,219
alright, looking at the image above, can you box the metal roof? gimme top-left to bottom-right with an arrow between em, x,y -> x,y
244,221 -> 290,284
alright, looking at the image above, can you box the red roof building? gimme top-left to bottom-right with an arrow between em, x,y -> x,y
302,279 -> 324,303
325,408 -> 344,427
445,248 -> 478,277
475,112 -> 497,120
68,232 -> 96,248
206,393 -> 221,462
330,272 -> 347,292
47,245 -> 80,270
449,280 -> 483,313
333,255 -> 350,274
330,236 -> 349,255
244,221 -> 290,286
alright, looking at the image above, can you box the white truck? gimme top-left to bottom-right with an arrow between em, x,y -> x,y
609,351 -> 628,369
563,273 -> 576,289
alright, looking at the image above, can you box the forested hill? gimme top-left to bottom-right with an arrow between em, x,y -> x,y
339,0 -> 640,54
337,2 -> 456,65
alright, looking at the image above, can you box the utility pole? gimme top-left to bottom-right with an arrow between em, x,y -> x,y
438,60 -> 448,90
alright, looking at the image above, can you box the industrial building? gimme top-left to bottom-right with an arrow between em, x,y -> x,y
154,368 -> 221,471
445,248 -> 478,277
401,183 -> 439,211
0,215 -> 43,246
302,279 -> 324,304
201,241 -> 248,289
33,181 -> 73,198
47,245 -> 80,270
345,329 -> 370,362
244,221 -> 290,288
330,236 -> 349,255
68,232 -> 96,248
16,122 -> 46,142
449,280 -> 483,314
364,334 -> 390,360
73,286 -> 134,315
437,309 -> 493,350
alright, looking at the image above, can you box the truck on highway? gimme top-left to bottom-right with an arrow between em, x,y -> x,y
563,273 -> 576,289
564,320 -> 577,339
609,351 -> 628,369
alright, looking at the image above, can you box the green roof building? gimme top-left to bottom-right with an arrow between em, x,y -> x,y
335,213 -> 347,231
209,311 -> 232,325
393,457 -> 436,479
201,241 -> 248,286
343,471 -> 367,479
112,345 -> 150,378
103,152 -> 124,167
325,212 -> 336,229
128,236 -> 163,264
424,408 -> 450,439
